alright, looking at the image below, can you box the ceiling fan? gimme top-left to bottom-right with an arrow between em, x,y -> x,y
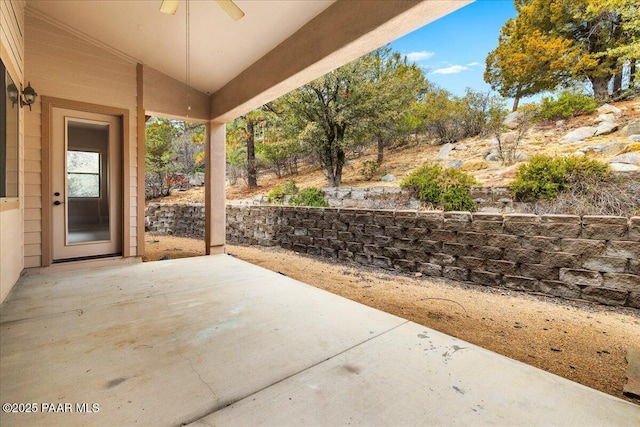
160,0 -> 245,21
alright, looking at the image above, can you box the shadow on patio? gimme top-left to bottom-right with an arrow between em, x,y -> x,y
1,255 -> 638,426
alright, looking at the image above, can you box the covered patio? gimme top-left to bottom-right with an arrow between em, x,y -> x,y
1,255 -> 638,426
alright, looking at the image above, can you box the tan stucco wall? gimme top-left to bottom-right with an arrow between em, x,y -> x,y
1,0 -> 25,304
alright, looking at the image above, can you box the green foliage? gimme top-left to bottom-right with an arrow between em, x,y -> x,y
537,90 -> 597,120
401,164 -> 477,211
510,155 -> 610,201
442,187 -> 477,212
267,180 -> 328,207
359,160 -> 381,181
289,187 -> 329,207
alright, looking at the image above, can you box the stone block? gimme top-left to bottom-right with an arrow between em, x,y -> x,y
321,247 -> 337,258
539,214 -> 582,237
559,268 -> 603,286
354,253 -> 371,265
606,241 -> 640,259
443,266 -> 469,281
364,224 -> 383,236
306,246 -> 321,256
308,228 -> 323,238
503,214 -> 541,236
364,244 -> 383,257
521,236 -> 561,252
560,238 -> 606,256
385,226 -> 406,239
582,256 -> 628,273
504,248 -> 540,264
630,260 -> 640,276
487,234 -> 520,248
353,213 -> 375,225
348,223 -> 364,233
602,273 -> 640,291
471,220 -> 504,234
337,231 -> 354,241
581,286 -> 628,306
406,228 -> 429,240
485,260 -> 519,275
332,221 -> 349,232
393,238 -> 415,250
429,229 -> 457,243
383,247 -> 404,259
406,250 -> 431,263
521,263 -> 560,280
372,256 -> 392,269
472,245 -> 504,260
395,215 -> 417,229
628,292 -> 640,309
293,227 -> 307,236
581,216 -> 628,239
415,211 -> 444,229
442,243 -> 469,257
393,259 -> 415,271
456,256 -> 486,270
374,215 -> 395,227
374,235 -> 393,246
346,242 -> 363,253
538,280 -> 581,299
630,217 -> 640,241
456,231 -> 488,246
419,240 -> 443,253
443,212 -> 472,231
470,270 -> 501,286
539,251 -> 581,268
418,262 -> 443,277
430,253 -> 457,266
503,275 -> 539,292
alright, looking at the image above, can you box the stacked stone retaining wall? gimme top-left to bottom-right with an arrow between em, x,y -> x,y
226,205 -> 640,309
145,202 -> 640,308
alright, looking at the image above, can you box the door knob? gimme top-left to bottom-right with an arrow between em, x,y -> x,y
54,192 -> 60,196
53,201 -> 62,206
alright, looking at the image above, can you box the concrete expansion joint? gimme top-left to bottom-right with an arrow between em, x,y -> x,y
191,320 -> 411,423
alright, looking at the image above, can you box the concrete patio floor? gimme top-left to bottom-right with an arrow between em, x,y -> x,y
1,255 -> 638,426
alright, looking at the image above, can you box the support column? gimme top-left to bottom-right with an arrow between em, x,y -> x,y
205,122 -> 226,255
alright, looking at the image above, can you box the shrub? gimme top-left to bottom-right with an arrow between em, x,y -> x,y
442,187 -> 476,211
537,90 -> 597,121
510,155 -> 610,201
289,187 -> 329,207
401,164 -> 477,211
359,160 -> 381,181
266,186 -> 286,204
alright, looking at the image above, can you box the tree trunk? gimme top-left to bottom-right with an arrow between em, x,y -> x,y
511,96 -> 520,112
377,136 -> 384,163
590,76 -> 610,101
246,119 -> 257,188
612,70 -> 622,96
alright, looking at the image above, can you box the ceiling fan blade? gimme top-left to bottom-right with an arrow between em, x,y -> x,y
215,0 -> 245,21
159,0 -> 180,15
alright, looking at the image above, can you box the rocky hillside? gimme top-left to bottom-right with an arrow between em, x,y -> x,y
157,98 -> 640,204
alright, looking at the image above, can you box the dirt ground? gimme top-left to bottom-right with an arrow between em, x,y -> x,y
144,234 -> 640,403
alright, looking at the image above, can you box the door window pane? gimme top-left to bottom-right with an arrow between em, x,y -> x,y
67,151 -> 100,198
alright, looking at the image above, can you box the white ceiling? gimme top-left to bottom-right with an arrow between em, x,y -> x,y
26,0 -> 336,94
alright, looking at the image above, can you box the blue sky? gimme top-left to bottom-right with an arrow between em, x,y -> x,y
390,0 -> 516,97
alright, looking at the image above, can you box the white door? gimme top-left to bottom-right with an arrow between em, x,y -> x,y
51,108 -> 122,261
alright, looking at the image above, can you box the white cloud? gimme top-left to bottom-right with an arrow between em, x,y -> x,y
405,51 -> 435,62
467,61 -> 482,67
432,65 -> 468,75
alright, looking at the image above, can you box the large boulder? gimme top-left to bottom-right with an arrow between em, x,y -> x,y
503,111 -> 524,129
576,141 -> 627,156
609,163 -> 639,172
623,121 -> 640,136
597,103 -> 622,115
594,113 -> 616,124
380,173 -> 396,182
609,153 -> 640,165
438,143 -> 454,160
560,126 -> 597,143
594,122 -> 618,136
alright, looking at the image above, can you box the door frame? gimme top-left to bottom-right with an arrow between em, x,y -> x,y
42,96 -> 130,266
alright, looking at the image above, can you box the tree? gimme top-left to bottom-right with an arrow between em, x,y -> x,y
486,0 -> 636,103
365,48 -> 426,163
279,54 -> 375,187
145,118 -> 173,198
